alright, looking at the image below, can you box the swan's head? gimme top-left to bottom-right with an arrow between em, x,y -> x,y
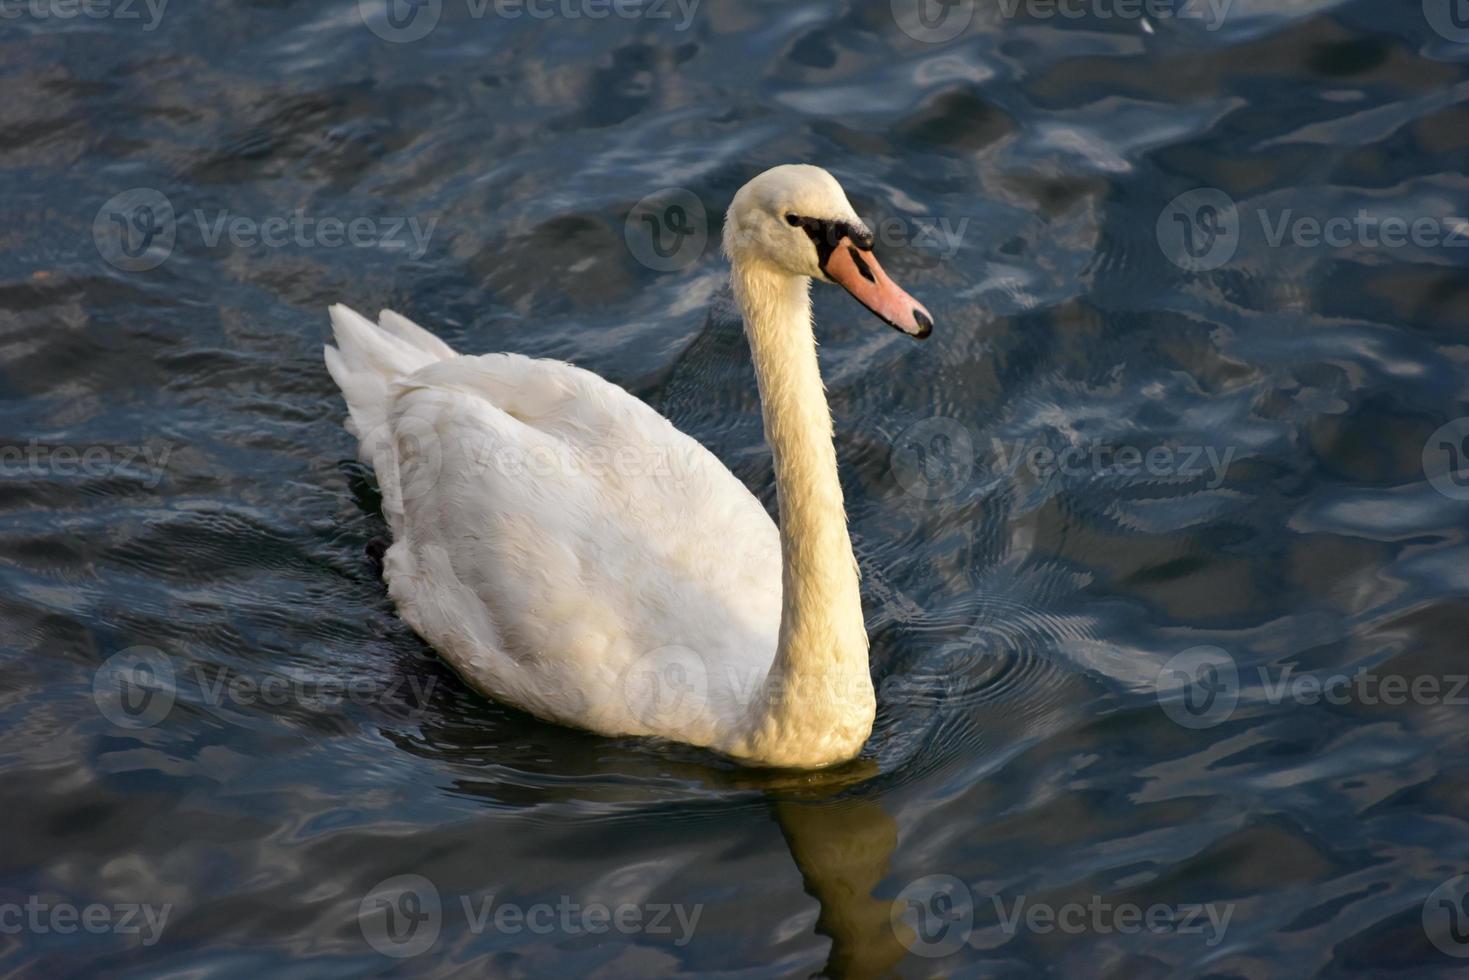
723,164 -> 934,339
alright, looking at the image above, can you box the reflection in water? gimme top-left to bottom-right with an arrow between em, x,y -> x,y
775,787 -> 910,979
392,697 -> 909,973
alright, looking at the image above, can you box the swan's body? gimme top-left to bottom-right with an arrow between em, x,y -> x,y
326,165 -> 932,768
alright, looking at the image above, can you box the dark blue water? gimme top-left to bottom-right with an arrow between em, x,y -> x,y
5,0 -> 1469,976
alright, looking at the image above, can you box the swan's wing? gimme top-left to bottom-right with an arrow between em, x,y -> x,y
380,353 -> 783,739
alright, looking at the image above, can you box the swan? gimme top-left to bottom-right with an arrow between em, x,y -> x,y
325,164 -> 933,768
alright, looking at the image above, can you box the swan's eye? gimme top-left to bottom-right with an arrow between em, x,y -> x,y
785,213 -> 800,226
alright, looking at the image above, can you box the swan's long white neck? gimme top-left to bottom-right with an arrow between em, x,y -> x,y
731,258 -> 874,766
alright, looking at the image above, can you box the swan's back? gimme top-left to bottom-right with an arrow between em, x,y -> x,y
325,306 -> 783,745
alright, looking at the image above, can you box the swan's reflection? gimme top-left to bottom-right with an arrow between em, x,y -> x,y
385,682 -> 910,978
771,774 -> 911,979
693,759 -> 911,976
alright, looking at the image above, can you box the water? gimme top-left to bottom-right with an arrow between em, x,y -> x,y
4,0 -> 1469,975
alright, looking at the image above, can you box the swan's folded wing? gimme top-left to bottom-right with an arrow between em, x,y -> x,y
378,353 -> 783,735
402,352 -> 675,437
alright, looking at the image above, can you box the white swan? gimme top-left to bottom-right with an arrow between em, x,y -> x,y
325,164 -> 933,768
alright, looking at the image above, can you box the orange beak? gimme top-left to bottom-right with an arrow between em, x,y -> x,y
822,237 -> 933,339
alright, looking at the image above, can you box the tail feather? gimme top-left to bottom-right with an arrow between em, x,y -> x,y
378,308 -> 459,361
324,302 -> 457,455
325,304 -> 460,538
326,304 -> 452,446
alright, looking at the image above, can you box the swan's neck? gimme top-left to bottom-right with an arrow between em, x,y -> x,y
732,259 -> 873,766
